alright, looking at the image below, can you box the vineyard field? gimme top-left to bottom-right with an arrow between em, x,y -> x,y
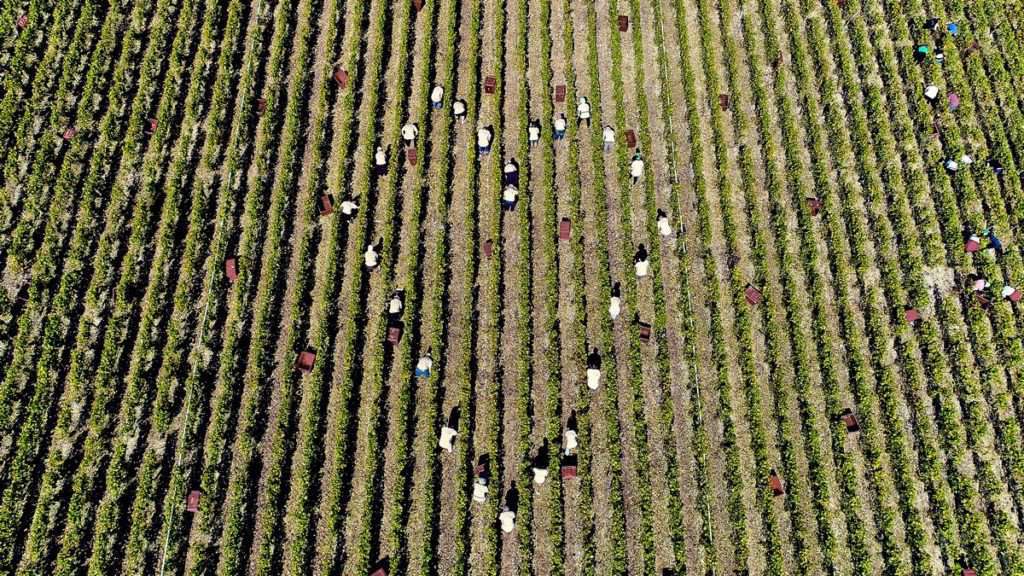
2,0 -> 1024,574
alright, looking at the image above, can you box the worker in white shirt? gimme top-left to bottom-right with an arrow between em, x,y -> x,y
478,125 -> 493,155
528,119 -> 541,146
430,84 -> 444,109
340,198 -> 358,220
499,507 -> 516,533
374,146 -> 387,175
387,290 -> 404,321
501,184 -> 518,212
586,348 -> 601,391
532,441 -> 550,485
503,159 -> 519,187
924,84 -> 939,102
634,244 -> 649,278
657,209 -> 672,237
401,122 -> 419,148
453,98 -> 468,123
439,425 -> 457,452
577,96 -> 592,127
630,150 -> 644,185
609,282 -> 621,320
473,461 -> 489,502
564,411 -> 578,453
553,113 -> 567,141
499,487 -> 518,533
364,241 -> 380,269
603,125 -> 615,152
415,349 -> 433,378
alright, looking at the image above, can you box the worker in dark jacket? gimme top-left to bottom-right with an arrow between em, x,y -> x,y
983,227 -> 1004,256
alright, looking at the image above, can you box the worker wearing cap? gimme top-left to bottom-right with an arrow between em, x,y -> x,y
439,424 -> 457,452
501,184 -> 518,211
603,125 -> 615,152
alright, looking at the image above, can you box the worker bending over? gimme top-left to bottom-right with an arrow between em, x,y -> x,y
634,244 -> 650,278
586,347 -> 602,390
609,281 -> 622,320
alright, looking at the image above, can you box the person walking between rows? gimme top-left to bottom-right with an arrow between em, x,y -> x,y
630,150 -> 645,185
634,244 -> 650,278
553,113 -> 567,141
402,121 -> 419,149
478,125 -> 493,155
502,184 -> 519,212
416,348 -> 433,378
603,125 -> 615,152
609,281 -> 622,320
430,84 -> 445,110
577,96 -> 592,127
374,145 -> 387,176
340,198 -> 358,220
529,119 -> 541,146
453,98 -> 468,123
586,347 -> 602,391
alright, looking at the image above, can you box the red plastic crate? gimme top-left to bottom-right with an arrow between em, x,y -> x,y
904,308 -> 922,325
334,67 -> 349,89
407,147 -> 418,166
769,471 -> 784,496
555,84 -> 566,103
186,490 -> 201,512
559,218 -> 570,241
625,129 -> 637,148
484,76 -> 496,94
319,195 -> 333,216
719,94 -> 730,110
806,196 -> 822,216
296,350 -> 316,373
744,285 -> 763,305
618,15 -> 629,31
561,465 -> 578,479
225,258 -> 238,283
